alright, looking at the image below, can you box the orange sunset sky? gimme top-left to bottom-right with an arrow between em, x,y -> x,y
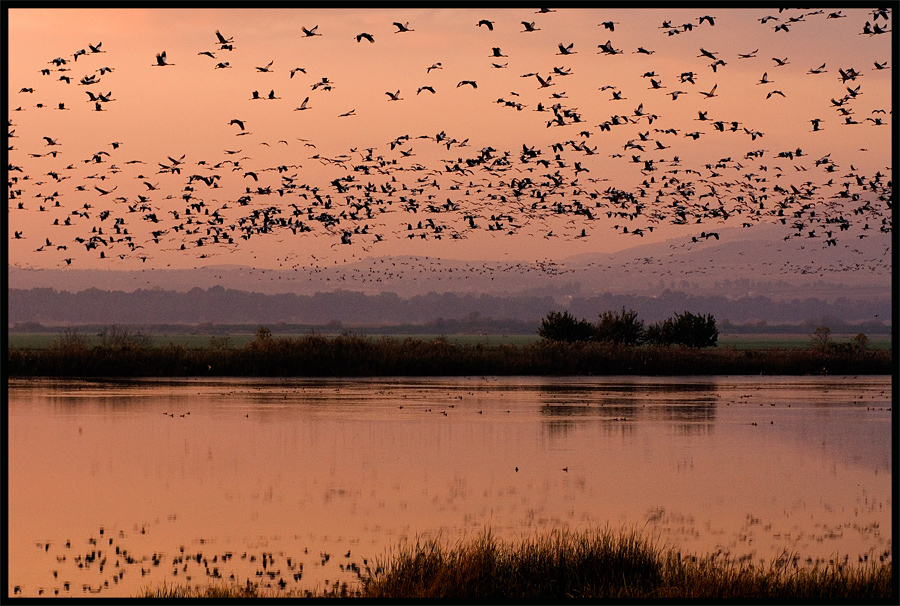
7,7 -> 893,271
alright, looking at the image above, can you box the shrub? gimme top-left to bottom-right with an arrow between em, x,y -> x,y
595,307 -> 645,345
50,326 -> 90,352
208,335 -> 234,350
97,324 -> 152,349
538,310 -> 596,343
810,325 -> 831,350
646,311 -> 718,348
850,333 -> 868,353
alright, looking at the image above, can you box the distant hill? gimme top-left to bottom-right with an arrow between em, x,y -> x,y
8,224 -> 891,301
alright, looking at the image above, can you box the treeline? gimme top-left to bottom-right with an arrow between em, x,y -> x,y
539,309 -> 719,348
6,331 -> 893,378
7,286 -> 892,328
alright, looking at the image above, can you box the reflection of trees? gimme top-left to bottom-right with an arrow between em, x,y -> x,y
538,381 -> 718,437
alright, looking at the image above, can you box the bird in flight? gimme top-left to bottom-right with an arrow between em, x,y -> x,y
294,97 -> 311,111
215,30 -> 233,44
301,25 -> 321,37
699,84 -> 718,98
457,80 -> 477,88
417,86 -> 435,94
152,51 -> 173,66
356,32 -> 374,43
385,90 -> 403,101
521,21 -> 540,32
338,109 -> 355,117
393,22 -> 414,32
477,19 -> 494,30
256,60 -> 274,72
598,40 -> 622,54
557,42 -> 575,55
535,74 -> 553,88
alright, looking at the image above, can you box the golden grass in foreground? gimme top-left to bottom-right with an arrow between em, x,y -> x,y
139,579 -> 360,598
138,527 -> 892,599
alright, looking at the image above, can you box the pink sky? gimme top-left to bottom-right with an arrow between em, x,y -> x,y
7,8 -> 892,271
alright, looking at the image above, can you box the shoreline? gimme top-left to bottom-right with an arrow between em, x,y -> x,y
7,334 -> 893,378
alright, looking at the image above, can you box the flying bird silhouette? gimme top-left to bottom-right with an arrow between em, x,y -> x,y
152,51 -> 173,66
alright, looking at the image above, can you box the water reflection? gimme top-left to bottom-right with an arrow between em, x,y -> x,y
538,380 -> 718,438
7,376 -> 892,598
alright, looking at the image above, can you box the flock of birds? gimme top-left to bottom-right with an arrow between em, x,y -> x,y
8,8 -> 892,273
15,523 -> 370,597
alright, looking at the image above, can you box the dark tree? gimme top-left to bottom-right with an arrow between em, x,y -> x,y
537,310 -> 596,343
646,311 -> 718,348
594,307 -> 644,345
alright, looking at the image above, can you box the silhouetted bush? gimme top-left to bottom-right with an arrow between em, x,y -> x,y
595,307 -> 645,345
49,326 -> 90,354
96,324 -> 152,349
646,311 -> 718,348
810,325 -> 832,351
538,310 -> 596,343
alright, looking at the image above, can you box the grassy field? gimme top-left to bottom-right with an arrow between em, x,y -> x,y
5,332 -> 892,351
717,334 -> 892,350
138,527 -> 893,599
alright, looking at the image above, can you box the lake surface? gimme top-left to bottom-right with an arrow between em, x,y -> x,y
7,376 -> 892,597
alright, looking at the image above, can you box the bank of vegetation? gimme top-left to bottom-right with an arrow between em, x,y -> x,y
6,319 -> 891,377
139,527 -> 893,599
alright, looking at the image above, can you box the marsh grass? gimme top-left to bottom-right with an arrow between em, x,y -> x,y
363,528 -> 664,598
139,579 -> 360,598
7,333 -> 893,377
138,528 -> 892,599
361,528 -> 891,599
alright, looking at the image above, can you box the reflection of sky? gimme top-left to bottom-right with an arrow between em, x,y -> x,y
7,376 -> 892,597
8,8 -> 892,271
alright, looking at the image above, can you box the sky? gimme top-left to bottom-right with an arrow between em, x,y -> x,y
6,7 -> 893,272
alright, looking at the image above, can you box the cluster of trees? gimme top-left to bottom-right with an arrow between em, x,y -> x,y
538,308 -> 719,348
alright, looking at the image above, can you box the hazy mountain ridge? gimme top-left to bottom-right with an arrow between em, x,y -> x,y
8,284 -> 891,328
8,225 -> 891,301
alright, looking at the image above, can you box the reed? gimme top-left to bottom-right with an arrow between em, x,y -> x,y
361,528 -> 891,599
7,334 -> 893,377
138,579 -> 360,598
137,528 -> 892,599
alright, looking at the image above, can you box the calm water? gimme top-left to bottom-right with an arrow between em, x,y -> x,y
7,376 -> 892,597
